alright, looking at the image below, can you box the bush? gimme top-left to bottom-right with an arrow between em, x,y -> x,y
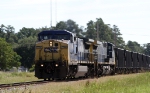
29,65 -> 35,72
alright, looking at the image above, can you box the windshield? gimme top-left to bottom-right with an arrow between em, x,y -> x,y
39,34 -> 70,41
55,34 -> 70,40
39,35 -> 52,40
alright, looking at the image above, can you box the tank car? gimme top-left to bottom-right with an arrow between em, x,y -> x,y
34,30 -> 116,80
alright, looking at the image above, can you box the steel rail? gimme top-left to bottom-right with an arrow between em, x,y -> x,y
0,80 -> 49,89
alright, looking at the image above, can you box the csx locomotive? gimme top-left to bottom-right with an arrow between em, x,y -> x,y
34,30 -> 150,80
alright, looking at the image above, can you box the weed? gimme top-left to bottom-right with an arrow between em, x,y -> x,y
85,80 -> 90,87
0,76 -> 2,80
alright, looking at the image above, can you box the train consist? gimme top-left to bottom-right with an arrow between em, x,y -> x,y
34,30 -> 150,80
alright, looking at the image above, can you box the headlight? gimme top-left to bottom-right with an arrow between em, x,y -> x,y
41,64 -> 44,67
55,64 -> 58,67
50,42 -> 52,46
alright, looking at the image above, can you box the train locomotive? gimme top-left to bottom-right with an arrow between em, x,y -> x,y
34,30 -> 115,80
34,30 -> 150,80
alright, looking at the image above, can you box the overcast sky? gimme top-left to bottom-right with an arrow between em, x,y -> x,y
1,0 -> 150,45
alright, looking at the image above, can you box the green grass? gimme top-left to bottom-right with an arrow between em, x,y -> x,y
0,71 -> 38,84
31,73 -> 150,93
82,73 -> 150,93
1,72 -> 150,93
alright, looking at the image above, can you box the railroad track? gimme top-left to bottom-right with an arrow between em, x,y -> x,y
0,78 -> 79,89
0,80 -> 49,89
0,73 -> 142,89
0,77 -> 93,89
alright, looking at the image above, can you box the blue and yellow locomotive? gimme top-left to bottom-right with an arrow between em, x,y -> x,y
34,30 -> 115,80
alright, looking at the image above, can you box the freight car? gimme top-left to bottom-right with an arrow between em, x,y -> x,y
115,48 -> 150,74
34,30 -> 150,80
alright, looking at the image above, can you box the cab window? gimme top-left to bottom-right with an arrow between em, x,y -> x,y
39,36 -> 43,41
43,36 -> 48,40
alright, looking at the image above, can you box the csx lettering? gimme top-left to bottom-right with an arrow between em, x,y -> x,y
44,47 -> 58,53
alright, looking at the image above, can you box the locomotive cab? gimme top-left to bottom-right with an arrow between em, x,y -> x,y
104,42 -> 115,63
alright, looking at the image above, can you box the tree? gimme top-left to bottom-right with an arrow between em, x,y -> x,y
14,27 -> 40,68
0,38 -> 21,70
55,21 -> 67,30
96,19 -> 115,43
86,20 -> 96,39
0,24 -> 19,47
126,41 -> 144,53
55,19 -> 83,37
16,27 -> 37,40
0,24 -> 6,38
112,25 -> 125,48
143,43 -> 150,55
85,18 -> 125,48
36,26 -> 50,33
14,36 -> 37,68
5,25 -> 15,43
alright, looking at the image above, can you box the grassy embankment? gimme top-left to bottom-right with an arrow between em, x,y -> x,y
1,72 -> 150,93
0,71 -> 38,84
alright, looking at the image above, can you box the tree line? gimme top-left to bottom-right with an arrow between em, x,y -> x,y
0,18 -> 149,70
